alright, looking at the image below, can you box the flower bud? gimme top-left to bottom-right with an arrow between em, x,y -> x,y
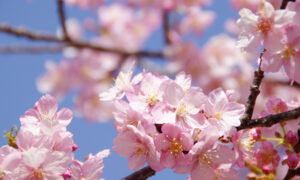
62,168 -> 72,179
72,143 -> 78,152
262,165 -> 271,174
285,131 -> 299,146
287,153 -> 299,169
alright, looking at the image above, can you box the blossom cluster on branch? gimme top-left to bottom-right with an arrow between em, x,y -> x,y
101,68 -> 300,179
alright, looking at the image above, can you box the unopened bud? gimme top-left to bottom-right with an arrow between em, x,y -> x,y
72,143 -> 78,152
287,153 -> 299,169
285,131 -> 299,146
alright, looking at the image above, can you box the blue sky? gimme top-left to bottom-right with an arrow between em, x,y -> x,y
0,0 -> 238,179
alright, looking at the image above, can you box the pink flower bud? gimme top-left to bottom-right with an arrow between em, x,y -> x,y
287,153 -> 299,169
262,165 -> 271,174
72,143 -> 78,152
285,131 -> 299,146
62,168 -> 71,179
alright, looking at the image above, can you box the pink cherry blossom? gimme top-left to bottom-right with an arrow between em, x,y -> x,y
254,141 -> 280,173
20,94 -> 73,135
125,72 -> 168,112
154,123 -> 193,169
203,88 -> 245,136
237,1 -> 295,55
232,129 -> 257,167
186,131 -> 237,180
152,79 -> 207,130
261,25 -> 300,83
11,147 -> 72,180
70,149 -> 110,180
0,145 -> 22,179
99,65 -> 143,101
179,7 -> 215,36
113,125 -> 163,171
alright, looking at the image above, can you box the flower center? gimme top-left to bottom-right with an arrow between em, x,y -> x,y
136,146 -> 144,156
168,137 -> 184,156
176,104 -> 187,117
147,94 -> 159,106
258,19 -> 271,34
34,168 -> 44,179
282,45 -> 296,61
199,152 -> 213,166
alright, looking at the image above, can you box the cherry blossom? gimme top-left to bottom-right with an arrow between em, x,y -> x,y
237,1 -> 295,55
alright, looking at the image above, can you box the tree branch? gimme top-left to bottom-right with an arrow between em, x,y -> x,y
0,24 -> 164,58
237,107 -> 300,130
57,0 -> 70,40
240,50 -> 265,126
122,166 -> 155,180
280,0 -> 296,9
0,45 -> 64,54
163,11 -> 171,45
283,168 -> 300,180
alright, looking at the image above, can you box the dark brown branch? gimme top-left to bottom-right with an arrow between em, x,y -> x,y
0,45 -> 64,54
0,25 -> 62,42
0,24 -> 164,58
163,11 -> 171,45
122,166 -> 155,180
240,50 -> 265,126
283,168 -> 300,180
237,107 -> 300,130
57,0 -> 70,40
280,0 -> 296,9
294,130 -> 300,153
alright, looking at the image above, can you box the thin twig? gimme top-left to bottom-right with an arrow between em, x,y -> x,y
163,11 -> 171,45
0,45 -> 64,54
122,166 -> 155,180
57,0 -> 70,40
0,24 -> 164,58
240,50 -> 265,126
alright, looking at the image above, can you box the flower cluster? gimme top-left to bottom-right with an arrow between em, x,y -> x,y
233,97 -> 300,179
101,69 -> 300,179
237,0 -> 300,83
0,95 -> 109,179
101,70 -> 246,179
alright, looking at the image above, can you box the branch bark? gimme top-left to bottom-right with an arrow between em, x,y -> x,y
57,0 -> 70,40
0,25 -> 164,58
0,45 -> 64,54
122,166 -> 155,180
163,11 -> 171,45
283,168 -> 300,180
240,50 -> 265,126
237,107 -> 300,130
